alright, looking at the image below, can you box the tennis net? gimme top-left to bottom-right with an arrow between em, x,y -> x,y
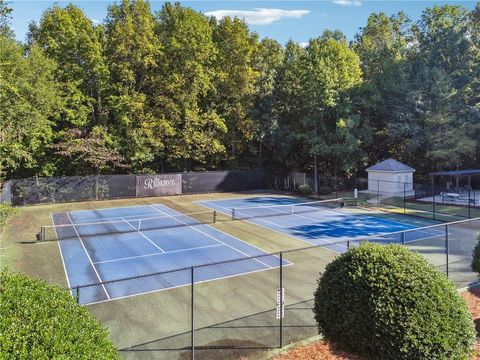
39,210 -> 216,242
231,198 -> 345,220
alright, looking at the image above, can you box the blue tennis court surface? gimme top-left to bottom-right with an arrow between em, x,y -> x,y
52,204 -> 288,304
197,196 -> 445,252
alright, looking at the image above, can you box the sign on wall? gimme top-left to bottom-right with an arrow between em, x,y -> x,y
136,174 -> 182,197
276,288 -> 285,320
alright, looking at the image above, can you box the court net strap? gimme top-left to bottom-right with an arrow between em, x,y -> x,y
39,210 -> 216,241
231,198 -> 344,220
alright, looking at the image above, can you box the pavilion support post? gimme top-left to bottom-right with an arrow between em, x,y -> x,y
469,189 -> 471,219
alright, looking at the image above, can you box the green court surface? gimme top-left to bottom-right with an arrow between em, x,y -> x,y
1,190 -> 478,359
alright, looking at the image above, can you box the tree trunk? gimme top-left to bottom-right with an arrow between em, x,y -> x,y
313,119 -> 319,194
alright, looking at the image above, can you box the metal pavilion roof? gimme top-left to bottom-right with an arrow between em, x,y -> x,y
429,170 -> 480,177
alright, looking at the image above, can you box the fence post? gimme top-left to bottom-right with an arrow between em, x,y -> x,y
279,252 -> 283,349
445,225 -> 449,278
431,177 -> 435,220
191,267 -> 195,360
377,180 -> 380,210
75,286 -> 80,304
401,232 -> 405,246
94,175 -> 99,201
403,182 -> 406,214
347,240 -> 350,249
335,176 -> 338,199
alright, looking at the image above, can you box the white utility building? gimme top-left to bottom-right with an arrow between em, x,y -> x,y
366,159 -> 415,196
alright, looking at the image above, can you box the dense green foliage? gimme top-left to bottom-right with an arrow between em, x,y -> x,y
298,184 -> 313,194
318,186 -> 333,195
0,202 -> 17,231
471,233 -> 480,274
1,0 -> 479,180
313,243 -> 475,359
0,269 -> 119,359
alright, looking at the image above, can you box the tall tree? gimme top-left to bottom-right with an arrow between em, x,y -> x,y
0,35 -> 62,180
412,5 -> 478,170
0,0 -> 12,37
212,16 -> 260,165
154,2 -> 226,170
28,4 -> 118,175
104,0 -> 170,172
250,38 -> 284,164
353,12 -> 411,163
30,4 -> 109,129
300,35 -> 362,191
272,41 -> 307,171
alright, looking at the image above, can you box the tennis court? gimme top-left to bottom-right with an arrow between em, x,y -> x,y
45,203 -> 289,304
197,196 -> 445,252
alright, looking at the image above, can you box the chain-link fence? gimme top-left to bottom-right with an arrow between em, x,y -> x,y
72,216 -> 479,359
276,173 -> 480,222
3,169 -> 268,206
0,180 -> 12,204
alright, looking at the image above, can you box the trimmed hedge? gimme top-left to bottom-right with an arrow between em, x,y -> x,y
298,184 -> 313,194
313,243 -> 475,360
318,186 -> 333,195
0,269 -> 119,359
471,233 -> 480,275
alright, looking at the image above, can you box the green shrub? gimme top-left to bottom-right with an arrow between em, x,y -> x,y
298,184 -> 312,194
0,269 -> 119,359
0,202 -> 17,232
318,185 -> 333,195
471,233 -> 480,275
313,243 -> 475,360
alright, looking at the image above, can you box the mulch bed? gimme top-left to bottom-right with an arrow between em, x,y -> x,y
179,339 -> 267,360
274,287 -> 480,360
272,341 -> 363,360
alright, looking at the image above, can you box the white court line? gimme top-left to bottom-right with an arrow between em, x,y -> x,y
81,261 -> 293,306
192,194 -> 286,204
202,199 -> 440,248
94,244 -> 224,265
67,204 -> 156,215
195,196 -> 348,221
234,202 -> 348,226
121,217 -> 165,253
198,200 -> 348,252
149,205 -> 274,269
195,201 -> 297,261
51,213 -> 72,289
201,200 -> 348,247
66,212 -> 110,300
72,211 -> 160,224
201,196 -> 429,229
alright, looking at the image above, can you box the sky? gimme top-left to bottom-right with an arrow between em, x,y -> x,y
8,0 -> 478,44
